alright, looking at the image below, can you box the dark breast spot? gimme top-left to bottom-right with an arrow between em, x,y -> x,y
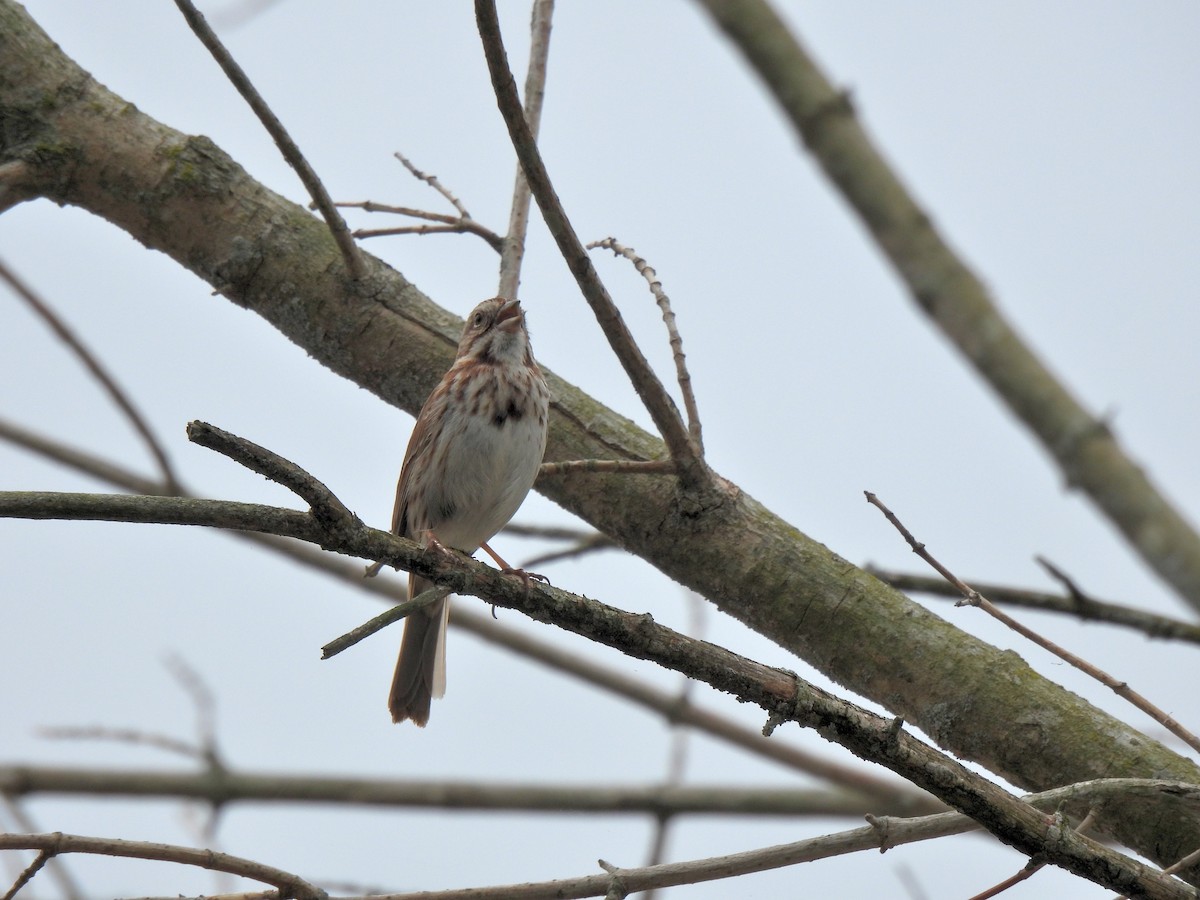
494,399 -> 523,427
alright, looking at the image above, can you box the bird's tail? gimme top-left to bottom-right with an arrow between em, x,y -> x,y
388,575 -> 450,727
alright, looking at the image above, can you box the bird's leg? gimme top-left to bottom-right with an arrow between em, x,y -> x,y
480,540 -> 549,589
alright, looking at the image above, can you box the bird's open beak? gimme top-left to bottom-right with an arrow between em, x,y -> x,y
495,299 -> 524,330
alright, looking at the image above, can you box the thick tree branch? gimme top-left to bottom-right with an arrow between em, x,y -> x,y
2,1 -> 1199,876
695,0 -> 1200,617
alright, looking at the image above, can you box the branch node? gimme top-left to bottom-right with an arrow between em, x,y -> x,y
864,813 -> 896,853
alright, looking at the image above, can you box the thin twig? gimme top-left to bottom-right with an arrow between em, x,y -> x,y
497,0 -> 556,299
0,797 -> 83,900
474,0 -> 710,492
171,0 -> 364,280
162,654 -> 222,769
322,585 -> 451,658
1,849 -> 50,900
354,222 -> 505,251
37,726 -> 205,762
0,259 -> 180,492
864,491 -> 1200,755
520,532 -> 615,568
588,238 -> 703,453
393,151 -> 472,219
967,856 -> 1046,900
338,199 -> 505,251
868,566 -> 1200,646
0,832 -> 326,900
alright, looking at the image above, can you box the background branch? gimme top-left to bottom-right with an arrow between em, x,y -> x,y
695,0 -> 1200,615
172,0 -> 363,280
869,566 -> 1200,646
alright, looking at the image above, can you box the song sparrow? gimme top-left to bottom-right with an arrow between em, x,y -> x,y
386,297 -> 550,726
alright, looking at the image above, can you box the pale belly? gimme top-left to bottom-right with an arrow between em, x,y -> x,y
425,410 -> 546,553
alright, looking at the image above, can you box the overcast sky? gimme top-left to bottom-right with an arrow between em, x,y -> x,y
3,3 -> 1199,898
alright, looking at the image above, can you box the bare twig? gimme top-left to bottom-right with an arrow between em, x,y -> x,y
497,0 -> 556,299
588,238 -> 703,453
37,726 -> 205,762
171,0 -> 364,280
393,151 -> 472,219
0,260 -> 179,492
321,585 -> 451,658
968,856 -> 1046,900
474,0 -> 710,492
0,832 -> 326,900
697,0 -> 1200,615
0,797 -> 83,900
1,849 -> 49,900
162,654 -> 222,768
868,565 -> 1200,646
520,532 -> 616,568
865,491 -> 1200,755
339,191 -> 505,251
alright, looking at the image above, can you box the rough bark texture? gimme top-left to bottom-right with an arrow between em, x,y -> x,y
2,1 -> 1198,881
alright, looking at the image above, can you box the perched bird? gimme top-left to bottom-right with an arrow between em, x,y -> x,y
386,298 -> 549,726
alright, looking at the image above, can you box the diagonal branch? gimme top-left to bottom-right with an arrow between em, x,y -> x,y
171,0 -> 363,280
865,491 -> 1200,755
696,0 -> 1200,615
0,260 -> 180,492
474,0 -> 709,492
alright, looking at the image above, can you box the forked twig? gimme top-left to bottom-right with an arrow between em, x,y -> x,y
340,200 -> 505,251
172,0 -> 364,280
474,0 -> 710,492
864,491 -> 1200,754
340,156 -> 505,251
0,260 -> 179,492
588,237 -> 704,453
394,150 -> 472,219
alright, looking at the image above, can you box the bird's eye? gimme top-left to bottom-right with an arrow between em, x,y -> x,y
473,312 -> 486,327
